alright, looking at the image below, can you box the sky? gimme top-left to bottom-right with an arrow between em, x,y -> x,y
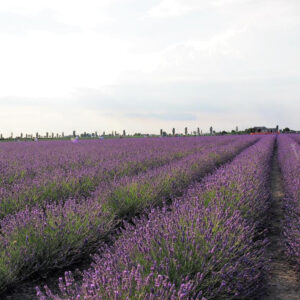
0,0 -> 300,136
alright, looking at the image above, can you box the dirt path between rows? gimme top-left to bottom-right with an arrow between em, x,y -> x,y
261,142 -> 300,300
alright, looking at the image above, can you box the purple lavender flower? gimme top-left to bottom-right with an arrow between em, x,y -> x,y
37,135 -> 274,299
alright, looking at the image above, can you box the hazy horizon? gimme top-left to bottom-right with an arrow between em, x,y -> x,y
1,0 -> 300,136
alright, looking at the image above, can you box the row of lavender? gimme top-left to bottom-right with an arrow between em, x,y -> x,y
1,137 -> 226,187
0,136 -> 251,223
38,136 -> 275,299
0,137 -> 230,218
0,136 -> 257,293
277,135 -> 300,269
97,137 -> 257,219
292,134 -> 300,144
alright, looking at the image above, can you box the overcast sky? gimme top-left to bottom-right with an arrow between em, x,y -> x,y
0,0 -> 299,136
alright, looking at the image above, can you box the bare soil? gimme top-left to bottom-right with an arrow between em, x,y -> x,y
261,143 -> 300,300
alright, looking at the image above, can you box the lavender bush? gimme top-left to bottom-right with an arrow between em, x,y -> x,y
38,136 -> 274,299
0,137 -> 230,218
99,136 -> 257,218
277,134 -> 300,268
0,136 -> 257,292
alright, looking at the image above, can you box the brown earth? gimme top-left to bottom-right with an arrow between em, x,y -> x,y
261,143 -> 300,300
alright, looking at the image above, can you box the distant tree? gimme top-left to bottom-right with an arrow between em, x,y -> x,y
245,127 -> 255,134
282,127 -> 290,133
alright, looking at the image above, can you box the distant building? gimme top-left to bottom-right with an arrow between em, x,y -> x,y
252,126 -> 279,133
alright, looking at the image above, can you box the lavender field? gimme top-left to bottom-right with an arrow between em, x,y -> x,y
1,135 -> 299,299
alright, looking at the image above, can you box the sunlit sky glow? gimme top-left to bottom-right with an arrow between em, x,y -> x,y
0,0 -> 300,136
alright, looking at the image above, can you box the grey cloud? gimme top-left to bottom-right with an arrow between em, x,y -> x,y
72,82 -> 233,113
1,75 -> 299,130
71,76 -> 300,129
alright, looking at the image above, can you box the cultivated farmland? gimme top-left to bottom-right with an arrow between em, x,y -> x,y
1,135 -> 299,299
